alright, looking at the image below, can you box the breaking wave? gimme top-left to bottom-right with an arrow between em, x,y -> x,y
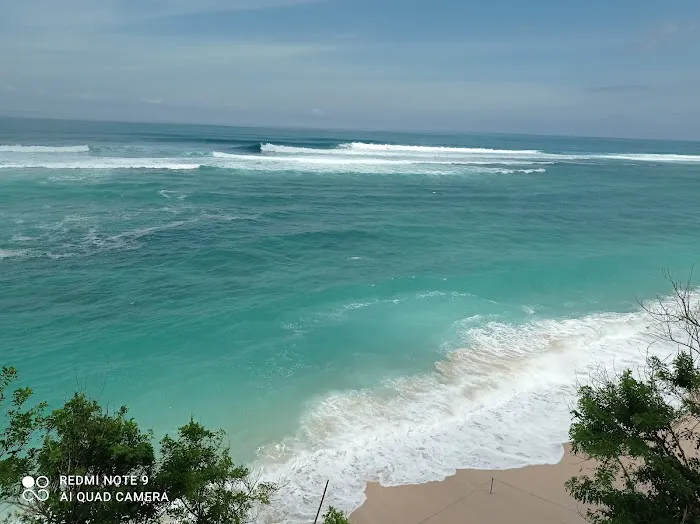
340,143 -> 543,155
0,159 -> 200,170
0,154 -> 544,175
260,142 -> 700,164
0,144 -> 90,153
261,143 -> 541,155
256,294 -> 689,523
2,140 -> 697,176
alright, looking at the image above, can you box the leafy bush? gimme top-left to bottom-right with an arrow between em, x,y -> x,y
323,506 -> 350,524
158,419 -> 276,524
567,274 -> 700,523
0,373 -> 277,524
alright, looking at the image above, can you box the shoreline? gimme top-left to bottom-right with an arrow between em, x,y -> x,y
349,443 -> 593,524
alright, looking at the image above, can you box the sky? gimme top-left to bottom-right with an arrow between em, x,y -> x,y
0,0 -> 699,139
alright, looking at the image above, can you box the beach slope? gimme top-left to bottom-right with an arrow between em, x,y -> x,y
350,444 -> 591,524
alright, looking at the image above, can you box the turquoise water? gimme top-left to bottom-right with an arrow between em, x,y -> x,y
1,117 -> 699,520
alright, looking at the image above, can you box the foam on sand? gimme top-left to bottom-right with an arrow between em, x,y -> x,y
0,144 -> 90,153
255,295 -> 686,523
351,442 -> 589,524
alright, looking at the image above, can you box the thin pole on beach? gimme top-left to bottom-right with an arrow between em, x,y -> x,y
313,480 -> 330,524
490,477 -> 494,494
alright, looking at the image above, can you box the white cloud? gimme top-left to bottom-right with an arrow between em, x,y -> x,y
0,0 -> 698,139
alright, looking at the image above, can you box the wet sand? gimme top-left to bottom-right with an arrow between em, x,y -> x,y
350,444 -> 592,524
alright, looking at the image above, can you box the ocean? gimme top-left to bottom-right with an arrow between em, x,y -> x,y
1,117 -> 699,521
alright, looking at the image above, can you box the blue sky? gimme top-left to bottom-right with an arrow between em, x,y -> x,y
1,0 -> 698,138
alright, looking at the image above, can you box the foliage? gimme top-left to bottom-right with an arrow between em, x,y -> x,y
157,419 -> 276,524
566,273 -> 700,524
0,366 -> 45,502
323,506 -> 351,524
19,393 -> 160,524
1,382 -> 276,524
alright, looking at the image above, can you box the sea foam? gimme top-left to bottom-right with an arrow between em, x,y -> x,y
593,153 -> 700,163
213,151 -> 547,174
0,249 -> 28,260
260,142 -> 700,164
0,144 -> 90,153
3,140 -> 698,176
255,295 -> 687,523
0,159 -> 200,170
260,142 -> 544,160
339,143 -> 542,155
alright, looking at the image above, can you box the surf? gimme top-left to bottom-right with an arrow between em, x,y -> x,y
0,144 -> 90,153
259,142 -> 700,164
0,159 -> 201,170
255,293 -> 691,523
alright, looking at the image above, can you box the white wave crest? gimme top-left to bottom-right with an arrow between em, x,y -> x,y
260,143 -> 546,163
340,142 -> 542,155
0,249 -> 29,260
593,153 -> 700,163
260,144 -> 326,154
256,296 -> 689,523
338,143 -> 700,163
0,158 -> 200,170
4,141 -> 697,176
259,143 -> 537,156
2,151 -> 537,175
217,150 -> 416,166
496,167 -> 547,174
213,151 -> 547,174
0,144 -> 90,153
259,142 -> 700,165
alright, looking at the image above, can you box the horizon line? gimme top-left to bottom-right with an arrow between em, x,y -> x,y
1,113 -> 699,145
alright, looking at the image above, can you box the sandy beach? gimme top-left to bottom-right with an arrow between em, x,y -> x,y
350,444 -> 593,524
